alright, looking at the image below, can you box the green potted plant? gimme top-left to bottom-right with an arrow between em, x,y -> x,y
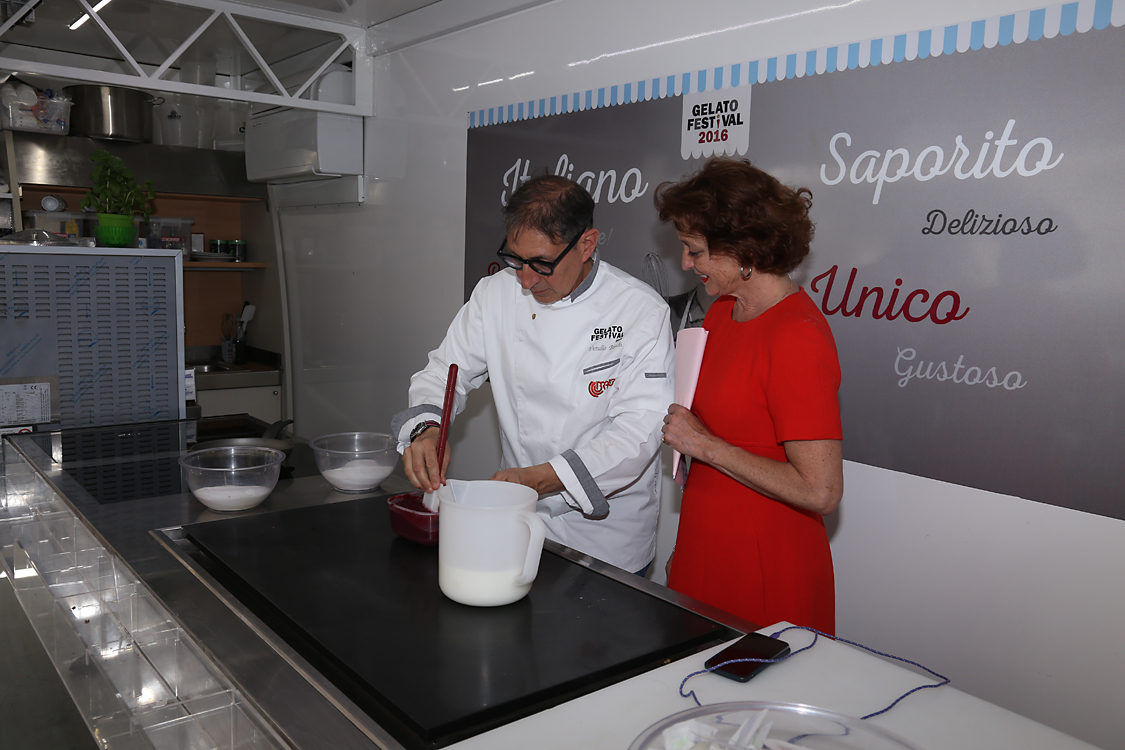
81,150 -> 155,248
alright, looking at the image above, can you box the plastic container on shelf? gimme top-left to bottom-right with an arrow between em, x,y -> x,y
1,98 -> 72,134
143,216 -> 195,250
23,211 -> 94,239
158,94 -> 214,148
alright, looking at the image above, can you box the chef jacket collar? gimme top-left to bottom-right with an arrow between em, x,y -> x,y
568,251 -> 600,302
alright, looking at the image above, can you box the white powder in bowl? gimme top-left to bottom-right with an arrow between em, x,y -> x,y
322,459 -> 392,491
191,485 -> 272,511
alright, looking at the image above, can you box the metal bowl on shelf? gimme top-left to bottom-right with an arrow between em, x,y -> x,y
191,419 -> 294,458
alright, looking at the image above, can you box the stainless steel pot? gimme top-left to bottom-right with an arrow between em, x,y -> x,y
66,85 -> 160,143
190,419 -> 295,458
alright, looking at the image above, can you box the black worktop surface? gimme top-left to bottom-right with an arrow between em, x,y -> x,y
184,497 -> 734,749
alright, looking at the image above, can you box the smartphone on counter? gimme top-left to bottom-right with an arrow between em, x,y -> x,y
704,632 -> 791,683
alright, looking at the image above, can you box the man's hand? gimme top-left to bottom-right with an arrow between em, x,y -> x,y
490,462 -> 564,495
402,427 -> 448,492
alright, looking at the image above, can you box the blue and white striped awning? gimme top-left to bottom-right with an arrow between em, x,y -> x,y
469,0 -> 1122,128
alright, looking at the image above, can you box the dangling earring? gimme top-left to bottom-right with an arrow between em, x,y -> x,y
740,265 -> 753,280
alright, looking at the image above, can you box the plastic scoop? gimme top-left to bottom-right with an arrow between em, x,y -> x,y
422,363 -> 458,512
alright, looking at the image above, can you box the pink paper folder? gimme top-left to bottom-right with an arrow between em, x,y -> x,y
672,327 -> 709,483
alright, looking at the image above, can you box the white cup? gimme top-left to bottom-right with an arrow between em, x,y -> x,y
41,196 -> 66,211
436,479 -> 547,607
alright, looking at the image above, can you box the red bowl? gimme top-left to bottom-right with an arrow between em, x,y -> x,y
387,492 -> 439,545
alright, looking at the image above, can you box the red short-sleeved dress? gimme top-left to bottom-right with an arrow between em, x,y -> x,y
668,289 -> 842,634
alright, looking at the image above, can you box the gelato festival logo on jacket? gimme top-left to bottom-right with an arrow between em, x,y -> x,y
590,325 -> 623,342
589,378 -> 616,397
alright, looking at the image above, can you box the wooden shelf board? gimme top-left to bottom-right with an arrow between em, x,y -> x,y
184,262 -> 266,269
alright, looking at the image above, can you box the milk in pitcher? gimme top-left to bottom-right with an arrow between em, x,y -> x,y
438,564 -> 529,607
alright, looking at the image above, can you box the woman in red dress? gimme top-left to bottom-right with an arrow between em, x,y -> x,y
655,158 -> 843,634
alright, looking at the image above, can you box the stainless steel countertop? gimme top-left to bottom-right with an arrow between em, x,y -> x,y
4,421 -> 750,750
193,362 -> 281,390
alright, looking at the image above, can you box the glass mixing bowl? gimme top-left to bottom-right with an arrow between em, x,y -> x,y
311,432 -> 398,493
179,446 -> 285,512
628,701 -> 922,750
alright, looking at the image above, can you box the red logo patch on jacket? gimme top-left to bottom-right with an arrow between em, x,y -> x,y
588,378 -> 615,397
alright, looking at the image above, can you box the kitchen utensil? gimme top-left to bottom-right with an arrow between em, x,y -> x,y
628,701 -> 922,750
157,93 -> 212,148
435,479 -> 547,607
189,436 -> 293,458
179,446 -> 284,512
262,419 -> 293,440
422,363 -> 459,512
387,491 -> 439,545
236,303 -> 256,341
221,313 -> 237,341
311,432 -> 397,493
66,85 -> 159,142
191,419 -> 296,458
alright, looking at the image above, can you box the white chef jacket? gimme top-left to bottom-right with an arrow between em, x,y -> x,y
392,255 -> 674,572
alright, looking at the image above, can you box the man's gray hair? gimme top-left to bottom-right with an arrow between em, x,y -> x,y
503,174 -> 594,243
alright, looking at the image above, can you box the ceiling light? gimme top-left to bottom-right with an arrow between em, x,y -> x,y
69,0 -> 114,31
568,0 -> 866,67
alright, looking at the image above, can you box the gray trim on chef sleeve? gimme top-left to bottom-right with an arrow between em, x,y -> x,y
390,404 -> 443,440
561,449 -> 610,518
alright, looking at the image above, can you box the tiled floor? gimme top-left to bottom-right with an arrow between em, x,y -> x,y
0,573 -> 98,750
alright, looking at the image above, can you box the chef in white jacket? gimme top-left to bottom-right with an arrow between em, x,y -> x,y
393,175 -> 674,574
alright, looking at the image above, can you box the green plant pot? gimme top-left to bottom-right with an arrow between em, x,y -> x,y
95,213 -> 137,248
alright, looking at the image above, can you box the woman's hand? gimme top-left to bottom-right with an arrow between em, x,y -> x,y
662,404 -> 720,463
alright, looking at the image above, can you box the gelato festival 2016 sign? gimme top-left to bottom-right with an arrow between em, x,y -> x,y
464,23 -> 1125,520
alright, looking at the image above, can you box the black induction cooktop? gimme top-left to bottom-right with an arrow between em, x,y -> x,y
28,415 -> 318,504
184,498 -> 736,749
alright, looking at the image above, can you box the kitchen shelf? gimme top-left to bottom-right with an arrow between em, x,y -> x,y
183,262 -> 266,269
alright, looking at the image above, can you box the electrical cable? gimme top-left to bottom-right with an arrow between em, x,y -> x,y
678,625 -> 950,720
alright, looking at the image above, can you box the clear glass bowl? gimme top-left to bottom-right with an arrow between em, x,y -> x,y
179,446 -> 285,511
311,432 -> 398,493
628,701 -> 922,750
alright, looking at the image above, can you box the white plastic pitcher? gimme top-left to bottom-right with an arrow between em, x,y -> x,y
436,480 -> 547,607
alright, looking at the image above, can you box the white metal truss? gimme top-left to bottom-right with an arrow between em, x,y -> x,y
0,0 -> 373,116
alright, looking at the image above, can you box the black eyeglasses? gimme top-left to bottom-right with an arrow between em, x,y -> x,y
496,227 -> 587,276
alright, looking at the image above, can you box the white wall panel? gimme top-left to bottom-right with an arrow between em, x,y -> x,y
276,1 -> 1125,746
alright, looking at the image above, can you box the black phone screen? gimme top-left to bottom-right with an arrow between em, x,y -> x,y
703,632 -> 791,682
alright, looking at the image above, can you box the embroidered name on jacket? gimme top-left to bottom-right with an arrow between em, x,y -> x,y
590,325 -> 623,341
588,378 -> 616,397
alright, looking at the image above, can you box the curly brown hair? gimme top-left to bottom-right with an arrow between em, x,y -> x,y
653,158 -> 814,275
